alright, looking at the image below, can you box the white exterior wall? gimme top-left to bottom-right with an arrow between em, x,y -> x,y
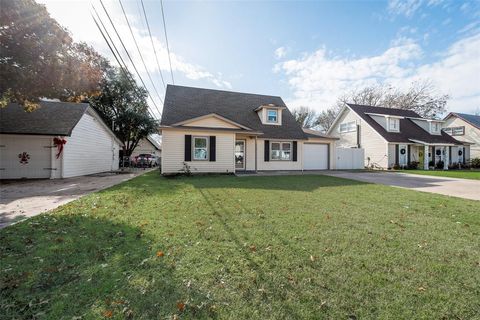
161,129 -> 235,174
183,116 -> 240,129
370,115 -> 388,130
62,112 -> 119,178
444,116 -> 480,159
330,108 -> 388,168
256,138 -> 303,171
387,144 -> 396,168
132,138 -> 161,157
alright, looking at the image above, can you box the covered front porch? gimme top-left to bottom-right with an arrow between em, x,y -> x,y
391,141 -> 467,170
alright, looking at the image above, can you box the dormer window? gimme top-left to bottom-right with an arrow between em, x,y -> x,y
388,118 -> 400,132
430,122 -> 440,134
267,109 -> 278,123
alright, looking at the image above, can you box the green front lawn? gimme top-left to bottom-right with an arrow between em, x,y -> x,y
1,173 -> 479,319
399,169 -> 480,180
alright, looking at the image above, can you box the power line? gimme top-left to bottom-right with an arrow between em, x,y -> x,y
91,10 -> 156,120
118,0 -> 165,103
160,0 -> 174,84
98,0 -> 162,117
140,0 -> 166,90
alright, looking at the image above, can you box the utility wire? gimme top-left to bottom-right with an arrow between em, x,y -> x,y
118,0 -> 165,103
160,0 -> 174,84
98,0 -> 162,117
91,10 -> 156,120
140,0 -> 166,90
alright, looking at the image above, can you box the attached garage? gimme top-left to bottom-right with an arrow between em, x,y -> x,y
0,101 -> 121,179
303,143 -> 329,170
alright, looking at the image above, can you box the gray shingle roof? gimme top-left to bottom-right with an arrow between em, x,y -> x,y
348,104 -> 463,145
447,112 -> 480,130
303,128 -> 338,139
161,85 -> 307,139
0,101 -> 89,136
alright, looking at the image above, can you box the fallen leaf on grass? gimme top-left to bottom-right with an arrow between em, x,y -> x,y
103,310 -> 113,318
417,286 -> 426,292
156,251 -> 165,257
249,245 -> 256,252
177,302 -> 185,312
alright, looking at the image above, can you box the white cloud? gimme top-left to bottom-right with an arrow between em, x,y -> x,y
387,0 -> 444,17
274,46 -> 287,59
275,34 -> 480,114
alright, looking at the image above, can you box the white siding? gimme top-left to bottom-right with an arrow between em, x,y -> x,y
387,144 -> 396,168
161,129 -> 235,174
132,138 -> 160,157
62,112 -> 119,178
370,115 -> 387,130
183,116 -> 240,129
331,108 -> 388,168
257,138 -> 303,171
444,116 -> 480,159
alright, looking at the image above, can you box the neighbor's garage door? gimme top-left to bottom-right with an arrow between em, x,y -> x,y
0,135 -> 52,179
303,143 -> 329,170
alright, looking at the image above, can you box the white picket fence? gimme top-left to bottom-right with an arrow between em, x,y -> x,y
335,148 -> 365,169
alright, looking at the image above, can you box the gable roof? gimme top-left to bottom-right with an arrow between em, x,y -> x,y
161,85 -> 307,139
347,104 -> 462,145
303,128 -> 338,139
146,135 -> 161,150
444,112 -> 480,130
0,101 -> 89,136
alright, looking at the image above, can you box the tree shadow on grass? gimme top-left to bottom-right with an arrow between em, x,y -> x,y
177,174 -> 368,192
0,214 -> 216,319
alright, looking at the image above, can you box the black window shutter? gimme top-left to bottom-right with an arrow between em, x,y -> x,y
407,145 -> 411,164
184,135 -> 192,161
264,140 -> 270,162
395,144 -> 399,165
431,146 -> 435,162
209,136 -> 216,161
449,146 -> 452,163
292,141 -> 297,161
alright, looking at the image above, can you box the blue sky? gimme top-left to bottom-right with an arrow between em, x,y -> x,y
41,0 -> 480,117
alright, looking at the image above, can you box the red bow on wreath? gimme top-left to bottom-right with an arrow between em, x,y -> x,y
53,137 -> 67,159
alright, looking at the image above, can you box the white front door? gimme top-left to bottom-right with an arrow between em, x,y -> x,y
399,144 -> 407,166
235,140 -> 245,170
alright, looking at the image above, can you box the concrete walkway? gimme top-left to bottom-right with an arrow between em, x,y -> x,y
0,169 -> 154,228
321,171 -> 480,201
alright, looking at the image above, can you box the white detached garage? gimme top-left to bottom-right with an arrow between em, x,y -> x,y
0,101 -> 121,179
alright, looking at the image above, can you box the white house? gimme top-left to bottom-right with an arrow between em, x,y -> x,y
443,112 -> 480,159
160,85 -> 339,175
131,136 -> 162,158
327,104 -> 465,170
0,101 -> 121,179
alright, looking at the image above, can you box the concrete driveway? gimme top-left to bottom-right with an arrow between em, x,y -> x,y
322,171 -> 480,201
0,170 -> 153,228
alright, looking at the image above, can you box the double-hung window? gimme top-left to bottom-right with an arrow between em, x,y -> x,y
388,118 -> 400,132
339,121 -> 356,133
267,109 -> 278,123
193,137 -> 208,160
271,142 -> 291,160
430,122 -> 440,133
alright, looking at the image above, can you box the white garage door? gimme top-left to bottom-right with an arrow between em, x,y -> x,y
0,135 -> 52,179
303,143 -> 329,170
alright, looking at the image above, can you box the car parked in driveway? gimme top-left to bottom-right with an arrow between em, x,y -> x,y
135,154 -> 157,167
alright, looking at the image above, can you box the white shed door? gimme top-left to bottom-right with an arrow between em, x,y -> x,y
303,144 -> 328,170
0,135 -> 51,179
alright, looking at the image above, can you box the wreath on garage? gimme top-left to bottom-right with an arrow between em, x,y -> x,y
53,137 -> 67,159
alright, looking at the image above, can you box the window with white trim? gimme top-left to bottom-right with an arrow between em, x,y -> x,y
267,109 -> 278,123
270,142 -> 291,160
430,122 -> 440,133
443,126 -> 464,136
193,137 -> 208,160
388,118 -> 400,132
339,121 -> 356,133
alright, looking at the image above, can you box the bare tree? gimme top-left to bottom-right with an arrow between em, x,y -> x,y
292,106 -> 318,128
316,104 -> 342,132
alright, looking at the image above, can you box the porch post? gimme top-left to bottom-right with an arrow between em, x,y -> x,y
424,145 -> 429,170
444,146 -> 449,170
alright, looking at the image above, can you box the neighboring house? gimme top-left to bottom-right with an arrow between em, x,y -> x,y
0,101 -> 121,179
160,85 -> 338,175
131,136 -> 162,158
327,104 -> 465,170
443,112 -> 480,159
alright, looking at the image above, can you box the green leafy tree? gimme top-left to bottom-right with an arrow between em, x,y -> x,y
90,68 -> 158,157
0,0 -> 107,110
